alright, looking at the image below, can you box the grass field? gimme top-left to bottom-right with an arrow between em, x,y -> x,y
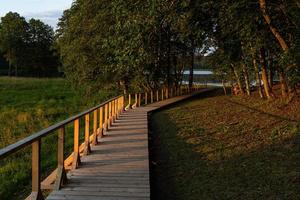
150,89 -> 300,200
0,77 -> 113,199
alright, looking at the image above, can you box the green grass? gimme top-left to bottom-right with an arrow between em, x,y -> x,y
0,77 -> 114,200
150,89 -> 300,200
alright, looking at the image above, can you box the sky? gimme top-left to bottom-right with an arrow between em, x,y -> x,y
0,0 -> 73,28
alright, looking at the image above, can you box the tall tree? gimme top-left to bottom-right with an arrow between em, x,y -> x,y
0,12 -> 28,76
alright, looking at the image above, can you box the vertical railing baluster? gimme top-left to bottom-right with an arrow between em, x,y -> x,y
111,101 -> 114,123
29,139 -> 44,200
156,90 -> 159,102
104,103 -> 108,131
161,88 -> 164,100
145,93 -> 148,105
113,99 -> 116,119
93,110 -> 98,145
54,127 -> 67,190
99,107 -> 104,138
116,99 -> 119,119
138,93 -> 141,107
84,114 -> 91,155
108,101 -> 112,127
151,90 -> 153,103
128,94 -> 131,108
72,119 -> 80,169
122,96 -> 125,111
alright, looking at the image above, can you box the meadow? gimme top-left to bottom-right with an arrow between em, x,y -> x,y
150,89 -> 300,200
0,77 -> 111,199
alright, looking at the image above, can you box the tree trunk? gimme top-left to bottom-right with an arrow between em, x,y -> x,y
242,63 -> 251,96
259,0 -> 289,52
278,69 -> 288,98
189,39 -> 194,89
222,79 -> 227,95
268,56 -> 274,88
230,64 -> 245,95
260,47 -> 274,99
253,58 -> 264,98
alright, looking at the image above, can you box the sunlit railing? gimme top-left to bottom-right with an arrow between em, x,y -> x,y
0,84 -> 202,200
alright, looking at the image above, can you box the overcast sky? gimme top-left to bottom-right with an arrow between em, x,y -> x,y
0,0 -> 73,28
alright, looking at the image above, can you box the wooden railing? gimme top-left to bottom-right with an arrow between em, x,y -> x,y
0,84 -> 202,200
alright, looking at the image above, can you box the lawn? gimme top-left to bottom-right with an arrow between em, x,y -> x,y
0,77 -> 113,199
150,89 -> 300,200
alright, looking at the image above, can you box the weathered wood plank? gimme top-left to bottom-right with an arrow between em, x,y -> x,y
46,89 -> 210,200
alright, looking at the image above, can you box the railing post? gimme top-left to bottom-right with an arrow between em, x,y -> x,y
28,139 -> 44,200
99,107 -> 104,138
83,114 -> 91,155
116,99 -> 119,118
156,90 -> 159,102
110,101 -> 113,124
109,101 -> 112,127
145,93 -> 148,105
129,94 -> 131,107
122,96 -> 125,111
111,100 -> 115,122
92,110 -> 98,145
171,87 -> 173,98
138,93 -> 141,107
114,99 -> 117,120
161,88 -> 164,100
119,97 -> 121,113
104,103 -> 108,132
151,90 -> 153,103
72,119 -> 81,169
54,127 -> 67,190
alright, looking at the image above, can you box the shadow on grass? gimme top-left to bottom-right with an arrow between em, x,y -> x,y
149,89 -> 300,200
226,99 -> 299,123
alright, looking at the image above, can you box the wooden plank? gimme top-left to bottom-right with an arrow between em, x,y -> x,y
46,89 -> 210,200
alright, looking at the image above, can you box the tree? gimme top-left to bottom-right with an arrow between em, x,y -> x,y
26,19 -> 58,76
0,12 -> 28,76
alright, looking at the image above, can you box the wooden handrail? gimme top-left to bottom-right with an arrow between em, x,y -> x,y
0,84 -> 203,200
0,95 -> 123,160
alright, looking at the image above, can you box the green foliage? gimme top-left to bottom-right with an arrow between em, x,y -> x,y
0,77 -> 121,199
57,0 -> 207,95
0,12 -> 59,77
0,12 -> 28,76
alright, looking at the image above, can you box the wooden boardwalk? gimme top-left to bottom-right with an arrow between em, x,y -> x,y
46,90 -> 210,200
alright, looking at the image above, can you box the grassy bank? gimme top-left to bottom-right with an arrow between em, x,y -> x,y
150,89 -> 300,200
0,77 -> 113,199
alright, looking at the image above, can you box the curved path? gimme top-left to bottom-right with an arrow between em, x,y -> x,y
46,89 -> 212,200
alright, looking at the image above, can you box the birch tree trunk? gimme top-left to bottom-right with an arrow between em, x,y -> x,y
242,63 -> 251,96
189,39 -> 194,89
278,69 -> 288,98
260,47 -> 274,99
222,79 -> 227,96
253,58 -> 264,98
230,64 -> 245,95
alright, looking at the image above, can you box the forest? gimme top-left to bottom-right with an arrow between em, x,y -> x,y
0,12 -> 60,77
55,0 -> 300,100
0,0 -> 299,100
0,0 -> 300,199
